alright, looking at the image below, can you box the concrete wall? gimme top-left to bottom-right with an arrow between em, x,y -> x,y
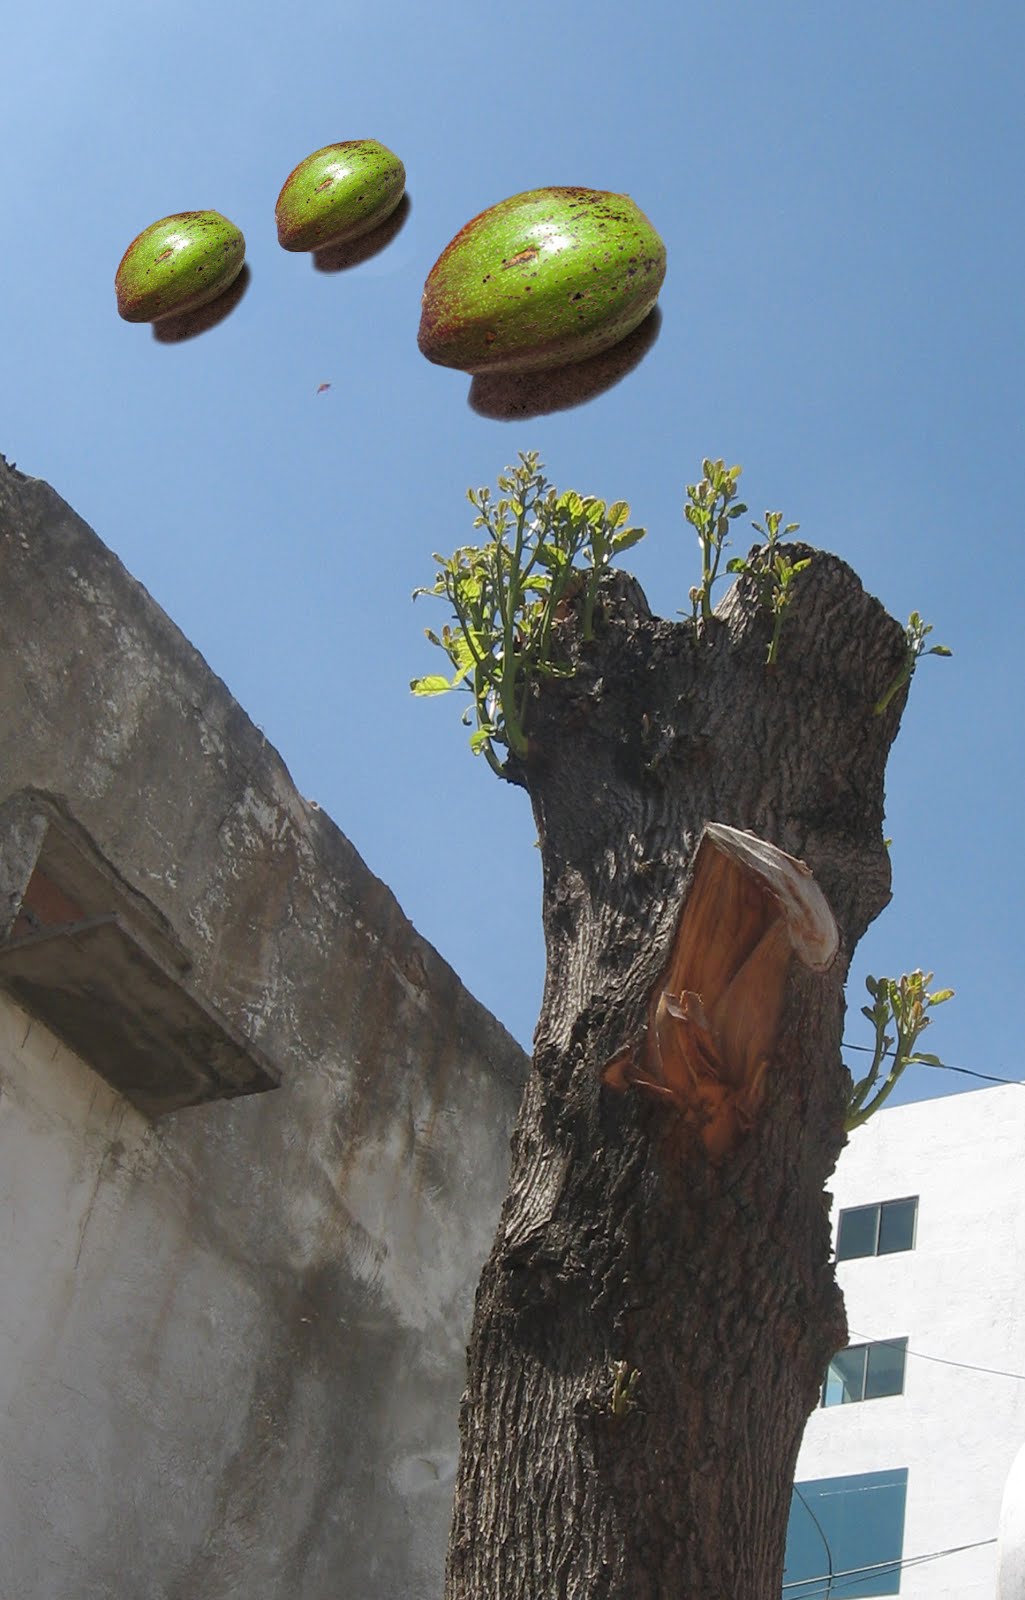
0,454 -> 528,1600
795,1083 -> 1025,1599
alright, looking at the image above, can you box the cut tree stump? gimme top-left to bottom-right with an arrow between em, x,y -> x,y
446,547 -> 910,1600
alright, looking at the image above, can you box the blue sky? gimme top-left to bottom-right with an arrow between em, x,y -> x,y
3,0 -> 1023,1106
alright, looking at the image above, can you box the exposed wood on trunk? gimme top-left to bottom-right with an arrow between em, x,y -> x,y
602,824 -> 839,1160
446,548 -> 909,1600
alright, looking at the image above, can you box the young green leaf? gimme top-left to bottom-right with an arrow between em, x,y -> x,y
410,675 -> 456,696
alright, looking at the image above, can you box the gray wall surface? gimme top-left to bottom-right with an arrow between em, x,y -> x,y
0,454 -> 528,1600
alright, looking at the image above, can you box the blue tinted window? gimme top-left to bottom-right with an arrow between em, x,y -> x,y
822,1345 -> 866,1406
836,1204 -> 879,1260
878,1199 -> 917,1255
836,1198 -> 917,1262
783,1468 -> 908,1597
822,1339 -> 907,1407
864,1339 -> 907,1401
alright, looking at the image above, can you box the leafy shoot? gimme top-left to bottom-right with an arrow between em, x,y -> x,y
683,458 -> 747,624
874,612 -> 952,715
411,452 -> 645,774
845,971 -> 954,1130
726,508 -> 807,666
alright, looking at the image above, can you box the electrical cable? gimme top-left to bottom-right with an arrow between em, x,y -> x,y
793,1484 -> 834,1597
842,1039 -> 1024,1091
782,1536 -> 996,1595
846,1331 -> 1025,1384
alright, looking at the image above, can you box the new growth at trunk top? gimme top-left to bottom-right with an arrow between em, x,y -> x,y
684,462 -> 809,665
684,457 -> 750,623
412,452 -> 950,775
726,510 -> 811,667
410,451 -> 645,776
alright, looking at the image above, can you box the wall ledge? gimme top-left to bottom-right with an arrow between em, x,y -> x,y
0,791 -> 279,1115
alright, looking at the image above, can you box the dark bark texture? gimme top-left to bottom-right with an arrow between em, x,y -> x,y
445,549 -> 908,1600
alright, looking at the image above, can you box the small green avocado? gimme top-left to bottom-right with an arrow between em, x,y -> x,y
115,212 -> 245,323
418,187 -> 666,375
275,140 -> 406,252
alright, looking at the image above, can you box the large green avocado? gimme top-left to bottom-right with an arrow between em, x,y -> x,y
275,140 -> 406,252
115,212 -> 245,323
418,187 -> 666,375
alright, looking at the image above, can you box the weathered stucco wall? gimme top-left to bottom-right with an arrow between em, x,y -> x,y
0,454 -> 528,1600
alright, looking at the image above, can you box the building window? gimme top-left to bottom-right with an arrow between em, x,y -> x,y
784,1468 -> 908,1597
836,1197 -> 917,1262
822,1339 -> 907,1407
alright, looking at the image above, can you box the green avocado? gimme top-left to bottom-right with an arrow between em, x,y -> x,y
417,187 -> 666,375
275,140 -> 406,252
115,211 -> 245,323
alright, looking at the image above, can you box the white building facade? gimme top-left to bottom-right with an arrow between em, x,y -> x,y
785,1083 -> 1025,1600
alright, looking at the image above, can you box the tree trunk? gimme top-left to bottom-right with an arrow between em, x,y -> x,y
445,548 -> 909,1600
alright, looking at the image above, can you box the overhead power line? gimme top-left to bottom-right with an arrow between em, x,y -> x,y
783,1536 -> 997,1595
793,1485 -> 834,1595
847,1331 -> 1025,1384
842,1039 -> 1024,1091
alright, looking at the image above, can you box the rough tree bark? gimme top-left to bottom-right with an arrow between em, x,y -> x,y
444,547 -> 910,1600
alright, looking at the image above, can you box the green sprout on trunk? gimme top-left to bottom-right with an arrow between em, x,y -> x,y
411,453 -> 645,776
608,1360 -> 642,1419
845,970 -> 955,1130
874,611 -> 952,714
684,458 -> 748,624
726,509 -> 809,667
